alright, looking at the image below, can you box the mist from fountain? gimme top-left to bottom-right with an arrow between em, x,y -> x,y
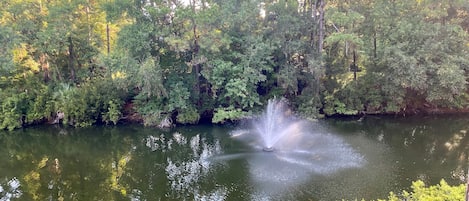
254,99 -> 304,152
230,99 -> 366,199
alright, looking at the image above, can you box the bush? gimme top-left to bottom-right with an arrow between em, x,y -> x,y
133,94 -> 167,127
52,79 -> 126,127
0,93 -> 26,131
212,107 -> 249,123
345,179 -> 465,201
176,107 -> 200,124
386,180 -> 465,201
376,180 -> 466,201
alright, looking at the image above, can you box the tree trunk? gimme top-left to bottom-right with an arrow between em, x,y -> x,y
107,23 -> 110,54
466,168 -> 469,201
373,29 -> 377,59
310,0 -> 317,49
353,50 -> 357,80
190,0 -> 200,103
85,2 -> 91,43
68,36 -> 76,81
317,0 -> 325,53
39,53 -> 50,82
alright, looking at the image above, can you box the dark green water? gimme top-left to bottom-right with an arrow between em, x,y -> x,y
1,115 -> 468,200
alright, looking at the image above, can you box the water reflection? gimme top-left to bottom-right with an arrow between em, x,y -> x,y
0,177 -> 22,201
329,115 -> 469,186
193,188 -> 228,201
144,132 -> 225,200
1,117 -> 469,200
0,126 -> 140,200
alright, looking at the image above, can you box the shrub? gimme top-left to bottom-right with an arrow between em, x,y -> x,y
374,180 -> 466,201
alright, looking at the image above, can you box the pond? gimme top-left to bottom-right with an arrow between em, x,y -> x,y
1,115 -> 468,200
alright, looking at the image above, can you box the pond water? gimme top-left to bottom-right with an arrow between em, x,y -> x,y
1,115 -> 468,200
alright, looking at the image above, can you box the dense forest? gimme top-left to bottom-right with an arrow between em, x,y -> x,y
0,0 -> 468,130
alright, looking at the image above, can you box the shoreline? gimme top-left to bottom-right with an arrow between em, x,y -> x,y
8,107 -> 469,131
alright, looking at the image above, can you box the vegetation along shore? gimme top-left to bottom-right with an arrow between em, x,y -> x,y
1,0 -> 468,130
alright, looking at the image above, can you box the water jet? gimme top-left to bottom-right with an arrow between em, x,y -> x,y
232,98 -> 365,175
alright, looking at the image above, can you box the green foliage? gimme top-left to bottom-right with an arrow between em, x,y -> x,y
1,0 -> 469,129
380,180 -> 465,201
51,79 -> 125,127
167,82 -> 191,111
176,107 -> 200,124
212,107 -> 250,123
136,57 -> 167,98
322,0 -> 469,115
344,179 -> 466,201
0,81 -> 56,130
0,92 -> 26,131
297,87 -> 323,119
25,85 -> 55,124
0,25 -> 17,77
323,93 -> 359,116
132,94 -> 165,127
117,22 -> 155,60
103,100 -> 122,125
140,110 -> 162,127
167,81 -> 200,124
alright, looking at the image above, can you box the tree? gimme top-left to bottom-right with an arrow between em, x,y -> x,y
321,0 -> 469,115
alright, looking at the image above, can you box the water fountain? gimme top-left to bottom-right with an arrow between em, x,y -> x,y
254,99 -> 305,152
231,99 -> 366,199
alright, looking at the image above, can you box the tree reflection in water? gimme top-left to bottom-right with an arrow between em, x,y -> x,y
0,177 -> 22,200
1,117 -> 469,200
